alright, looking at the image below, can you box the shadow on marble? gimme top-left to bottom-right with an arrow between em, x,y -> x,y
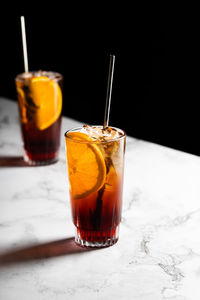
0,156 -> 29,167
0,237 -> 94,265
0,156 -> 58,167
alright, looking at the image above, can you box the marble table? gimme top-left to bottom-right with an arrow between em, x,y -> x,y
0,98 -> 200,300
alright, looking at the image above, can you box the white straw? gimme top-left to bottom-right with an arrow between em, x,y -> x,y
20,16 -> 29,73
103,55 -> 115,128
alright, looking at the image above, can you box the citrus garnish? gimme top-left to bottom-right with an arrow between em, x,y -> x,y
16,85 -> 28,123
105,164 -> 118,191
29,76 -> 62,130
65,132 -> 106,199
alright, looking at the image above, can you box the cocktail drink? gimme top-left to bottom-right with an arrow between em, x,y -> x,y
15,71 -> 63,165
65,125 -> 126,247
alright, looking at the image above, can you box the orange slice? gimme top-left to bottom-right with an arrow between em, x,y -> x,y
30,76 -> 62,130
16,85 -> 28,124
105,164 -> 118,191
65,132 -> 106,199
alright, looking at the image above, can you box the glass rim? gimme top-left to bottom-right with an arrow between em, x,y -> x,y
64,125 -> 126,144
15,70 -> 63,82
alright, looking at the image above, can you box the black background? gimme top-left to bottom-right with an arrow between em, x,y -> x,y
0,3 -> 199,155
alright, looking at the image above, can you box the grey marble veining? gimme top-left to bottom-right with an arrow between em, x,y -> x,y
0,97 -> 200,300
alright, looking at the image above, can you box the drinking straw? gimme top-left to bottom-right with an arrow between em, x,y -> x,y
103,55 -> 115,128
20,16 -> 29,73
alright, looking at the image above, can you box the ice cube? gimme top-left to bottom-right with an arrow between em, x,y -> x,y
22,72 -> 32,79
80,125 -> 124,174
81,125 -> 122,141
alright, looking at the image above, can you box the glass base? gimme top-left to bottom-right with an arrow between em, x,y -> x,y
24,152 -> 58,166
74,225 -> 120,248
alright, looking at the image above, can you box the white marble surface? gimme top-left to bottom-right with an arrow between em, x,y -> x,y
0,98 -> 200,300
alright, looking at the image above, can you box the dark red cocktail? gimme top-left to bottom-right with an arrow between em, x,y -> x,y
65,125 -> 126,247
15,71 -> 63,165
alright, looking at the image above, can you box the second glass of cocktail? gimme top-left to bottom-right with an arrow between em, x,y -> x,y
15,17 -> 63,165
65,125 -> 126,247
15,71 -> 63,165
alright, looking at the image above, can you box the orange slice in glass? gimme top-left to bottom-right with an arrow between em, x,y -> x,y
16,85 -> 28,124
65,132 -> 106,199
30,76 -> 62,130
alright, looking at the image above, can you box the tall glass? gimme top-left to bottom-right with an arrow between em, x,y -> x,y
15,71 -> 63,165
65,126 -> 126,248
